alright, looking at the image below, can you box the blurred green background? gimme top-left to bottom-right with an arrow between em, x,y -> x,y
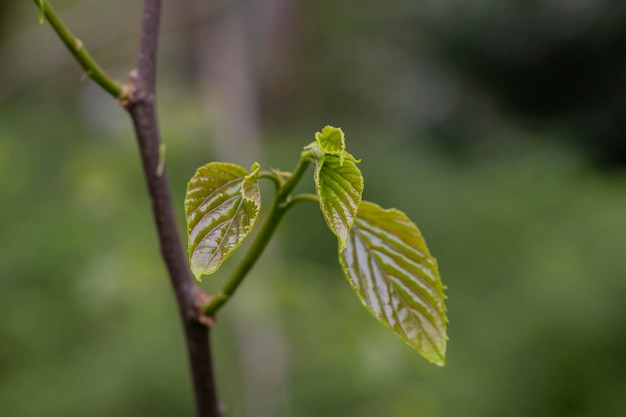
2,1 -> 626,416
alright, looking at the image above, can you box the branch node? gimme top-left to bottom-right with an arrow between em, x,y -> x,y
199,314 -> 216,328
194,289 -> 215,328
81,70 -> 93,82
119,70 -> 138,107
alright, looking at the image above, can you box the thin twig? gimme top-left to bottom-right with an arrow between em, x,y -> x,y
30,0 -> 125,99
287,193 -> 319,208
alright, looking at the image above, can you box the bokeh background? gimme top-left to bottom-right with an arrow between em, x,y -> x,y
2,1 -> 626,416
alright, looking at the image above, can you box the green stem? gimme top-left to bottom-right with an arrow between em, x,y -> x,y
259,170 -> 281,189
287,193 -> 319,208
278,151 -> 314,199
203,152 -> 314,316
32,0 -> 125,99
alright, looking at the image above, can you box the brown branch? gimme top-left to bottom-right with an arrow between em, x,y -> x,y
123,0 -> 221,416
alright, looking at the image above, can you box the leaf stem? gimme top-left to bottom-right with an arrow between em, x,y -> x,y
259,170 -> 281,189
31,0 -> 125,99
278,151 -> 315,199
287,193 -> 319,208
203,153 -> 313,316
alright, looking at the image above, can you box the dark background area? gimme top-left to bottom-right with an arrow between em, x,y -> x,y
1,1 -> 625,416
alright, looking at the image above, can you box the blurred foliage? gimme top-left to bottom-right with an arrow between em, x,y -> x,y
420,0 -> 626,168
2,0 -> 626,417
2,97 -> 626,417
290,0 -> 626,168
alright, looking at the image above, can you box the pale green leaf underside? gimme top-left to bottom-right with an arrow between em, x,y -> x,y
315,155 -> 363,251
339,201 -> 448,366
185,162 -> 261,280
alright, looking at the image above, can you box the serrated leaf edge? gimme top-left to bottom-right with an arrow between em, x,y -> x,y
338,201 -> 448,366
185,162 -> 261,280
314,156 -> 363,251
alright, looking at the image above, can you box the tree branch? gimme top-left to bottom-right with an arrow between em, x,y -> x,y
123,1 -> 221,416
31,1 -> 222,414
31,0 -> 125,99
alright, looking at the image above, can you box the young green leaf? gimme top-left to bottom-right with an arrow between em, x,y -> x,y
312,125 -> 358,165
308,126 -> 363,250
185,162 -> 261,280
314,155 -> 363,251
339,201 -> 448,366
315,125 -> 346,162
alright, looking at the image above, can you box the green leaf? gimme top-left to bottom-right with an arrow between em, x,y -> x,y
339,201 -> 448,366
185,162 -> 261,280
315,125 -> 345,162
312,125 -> 359,166
314,155 -> 363,251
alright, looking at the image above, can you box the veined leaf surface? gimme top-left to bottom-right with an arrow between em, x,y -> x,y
339,201 -> 448,365
314,155 -> 363,251
185,162 -> 261,280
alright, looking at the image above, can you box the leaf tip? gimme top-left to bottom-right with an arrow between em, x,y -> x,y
190,266 -> 204,282
431,356 -> 446,367
431,347 -> 447,367
249,162 -> 261,173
